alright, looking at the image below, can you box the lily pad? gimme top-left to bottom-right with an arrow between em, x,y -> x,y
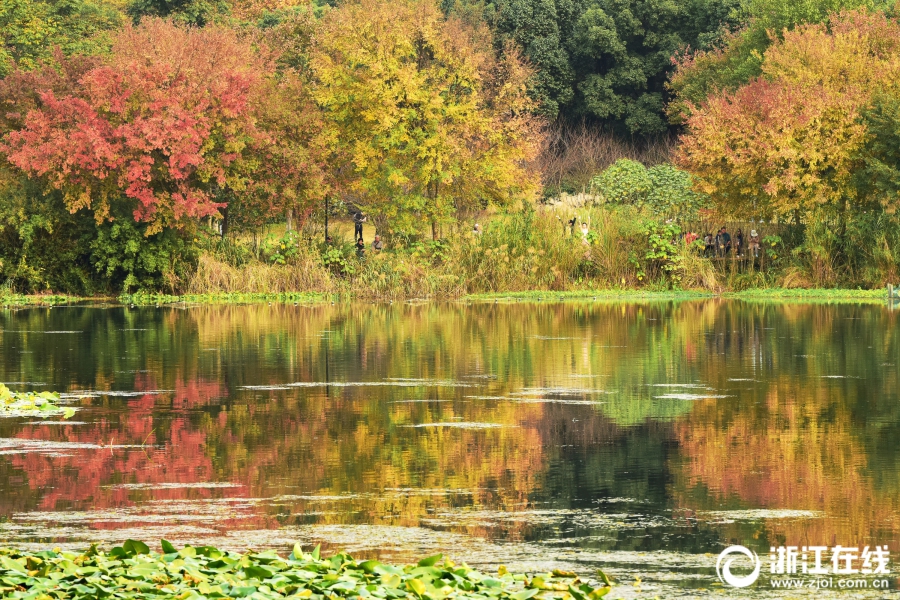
0,541 -> 615,600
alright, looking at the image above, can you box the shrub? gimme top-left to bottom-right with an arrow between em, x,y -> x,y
591,160 -> 709,220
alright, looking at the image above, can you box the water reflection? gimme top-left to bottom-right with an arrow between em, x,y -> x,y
0,300 -> 898,597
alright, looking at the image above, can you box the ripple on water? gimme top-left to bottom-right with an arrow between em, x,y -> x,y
654,393 -> 732,400
648,383 -> 709,388
512,387 -> 612,396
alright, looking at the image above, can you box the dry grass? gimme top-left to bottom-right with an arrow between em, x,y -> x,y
186,252 -> 336,294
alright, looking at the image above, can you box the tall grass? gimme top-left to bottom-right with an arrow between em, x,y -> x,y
189,206 -> 723,297
184,203 -> 900,298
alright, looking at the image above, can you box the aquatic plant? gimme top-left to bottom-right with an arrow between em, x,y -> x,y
0,385 -> 76,419
0,542 -> 613,600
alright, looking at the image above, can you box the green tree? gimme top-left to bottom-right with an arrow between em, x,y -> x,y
490,0 -> 741,133
858,93 -> 900,214
570,0 -> 742,135
0,0 -> 122,76
126,0 -> 229,26
491,0 -> 577,119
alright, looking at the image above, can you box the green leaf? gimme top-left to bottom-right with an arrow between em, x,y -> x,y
160,539 -> 177,554
359,560 -> 381,574
244,565 -> 274,580
416,554 -> 442,567
311,545 -> 320,560
512,588 -> 539,600
0,556 -> 27,574
568,584 -> 587,600
123,539 -> 150,556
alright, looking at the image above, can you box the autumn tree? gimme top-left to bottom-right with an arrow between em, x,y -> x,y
237,7 -> 327,233
311,0 -> 543,240
676,9 -> 900,220
1,19 -> 273,234
667,0 -> 893,123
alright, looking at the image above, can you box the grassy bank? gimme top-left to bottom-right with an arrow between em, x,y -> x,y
465,288 -> 890,303
119,292 -> 329,306
175,206 -> 899,299
0,542 -> 613,600
0,293 -> 76,306
5,205 -> 900,300
1,288 -> 893,306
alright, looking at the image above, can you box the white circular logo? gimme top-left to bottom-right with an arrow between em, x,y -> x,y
716,545 -> 761,588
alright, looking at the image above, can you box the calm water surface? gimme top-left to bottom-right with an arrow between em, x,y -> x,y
0,300 -> 899,598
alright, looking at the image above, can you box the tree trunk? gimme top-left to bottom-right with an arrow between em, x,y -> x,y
286,208 -> 293,232
432,220 -> 437,241
221,206 -> 229,239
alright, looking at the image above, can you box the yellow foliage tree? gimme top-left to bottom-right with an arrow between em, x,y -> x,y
310,0 -> 543,239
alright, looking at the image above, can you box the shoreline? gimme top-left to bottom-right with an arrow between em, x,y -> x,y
0,288 -> 892,306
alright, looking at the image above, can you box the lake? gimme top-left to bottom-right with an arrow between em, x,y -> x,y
0,299 -> 898,598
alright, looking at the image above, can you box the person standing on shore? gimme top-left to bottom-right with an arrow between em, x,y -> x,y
749,229 -> 761,257
353,211 -> 367,242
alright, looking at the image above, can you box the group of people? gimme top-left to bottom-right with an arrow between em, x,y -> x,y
687,226 -> 761,258
348,211 -> 383,257
557,216 -> 591,244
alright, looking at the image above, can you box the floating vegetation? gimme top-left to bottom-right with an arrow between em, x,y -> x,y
242,380 -> 472,390
0,438 -> 140,455
653,393 -> 732,400
0,385 -> 77,419
105,482 -> 243,491
700,509 -> 824,521
0,541 -> 614,600
403,423 -> 508,429
119,292 -> 328,305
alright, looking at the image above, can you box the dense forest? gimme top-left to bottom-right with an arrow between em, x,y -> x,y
1,0 -> 899,294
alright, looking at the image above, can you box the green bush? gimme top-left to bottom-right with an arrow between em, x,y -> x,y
91,219 -> 198,293
0,182 -> 199,294
591,160 -> 709,220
